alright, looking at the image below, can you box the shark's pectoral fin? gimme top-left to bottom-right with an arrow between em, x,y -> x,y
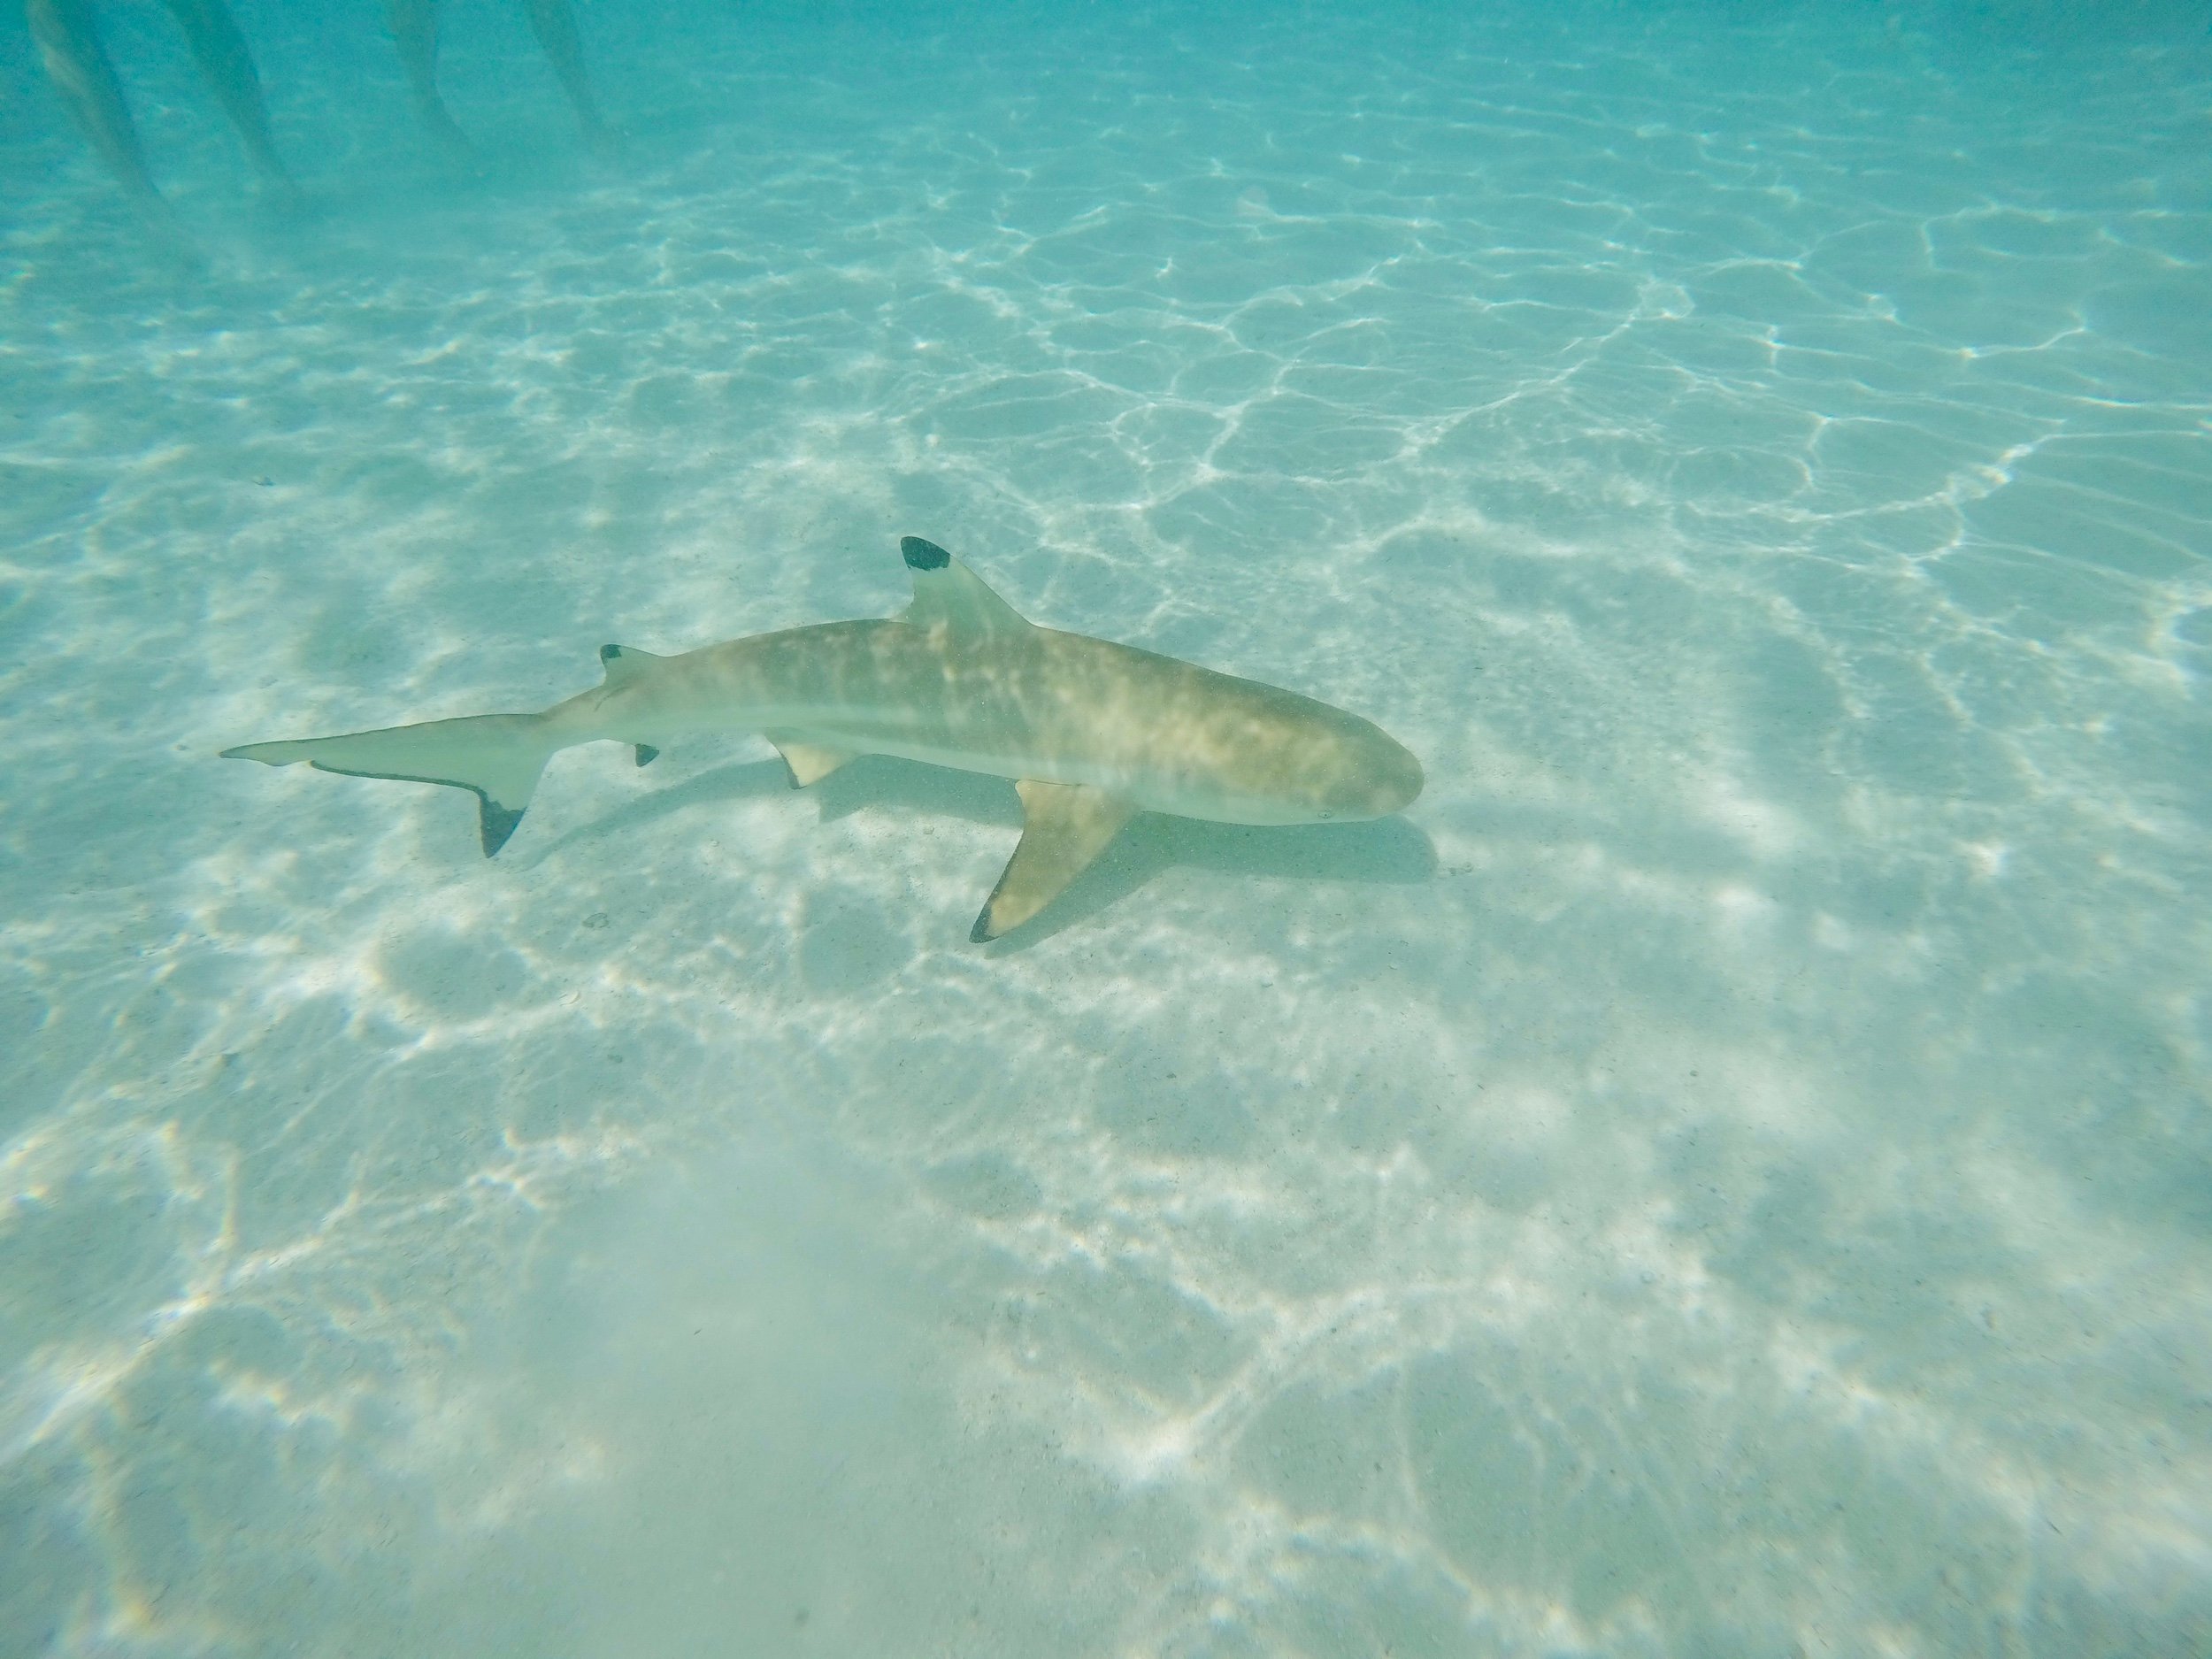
767,735 -> 856,788
973,780 -> 1136,943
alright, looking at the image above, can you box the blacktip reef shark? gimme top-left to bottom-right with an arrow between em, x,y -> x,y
223,537 -> 1425,942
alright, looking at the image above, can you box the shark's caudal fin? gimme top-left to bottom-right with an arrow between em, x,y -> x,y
221,712 -> 557,856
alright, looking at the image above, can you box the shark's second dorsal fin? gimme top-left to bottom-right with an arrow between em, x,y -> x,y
899,536 -> 1030,640
599,642 -> 664,689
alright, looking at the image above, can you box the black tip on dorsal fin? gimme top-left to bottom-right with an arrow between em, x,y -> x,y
901,536 -> 950,572
599,642 -> 663,691
634,744 -> 659,767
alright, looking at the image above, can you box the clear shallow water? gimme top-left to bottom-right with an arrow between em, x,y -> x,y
2,0 -> 2208,1652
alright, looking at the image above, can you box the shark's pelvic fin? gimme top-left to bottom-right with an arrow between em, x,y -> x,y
220,712 -> 555,857
973,780 -> 1136,942
766,736 -> 856,788
900,535 -> 1031,639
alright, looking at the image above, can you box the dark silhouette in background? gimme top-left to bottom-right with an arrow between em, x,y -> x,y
387,0 -> 611,157
27,0 -> 298,235
27,0 -> 611,242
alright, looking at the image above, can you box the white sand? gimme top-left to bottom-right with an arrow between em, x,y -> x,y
1,1 -> 2207,1653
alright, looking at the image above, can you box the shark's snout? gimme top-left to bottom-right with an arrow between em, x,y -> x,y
1302,725 -> 1424,821
1339,733 -> 1423,818
1371,736 -> 1425,816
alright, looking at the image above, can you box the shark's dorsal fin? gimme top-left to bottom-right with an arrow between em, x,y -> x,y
898,536 -> 1030,640
599,642 -> 664,689
972,780 -> 1136,942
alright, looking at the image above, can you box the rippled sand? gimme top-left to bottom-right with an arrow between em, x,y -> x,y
2,2 -> 2208,1654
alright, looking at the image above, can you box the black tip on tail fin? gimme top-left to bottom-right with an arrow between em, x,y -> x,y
220,714 -> 551,861
479,795 -> 526,857
901,536 -> 950,571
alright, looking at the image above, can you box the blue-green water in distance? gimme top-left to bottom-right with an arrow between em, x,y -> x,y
2,1 -> 2208,1653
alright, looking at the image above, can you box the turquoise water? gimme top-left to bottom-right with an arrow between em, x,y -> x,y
3,1 -> 2208,1652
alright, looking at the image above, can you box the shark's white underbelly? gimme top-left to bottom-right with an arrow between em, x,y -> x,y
764,722 -> 1311,826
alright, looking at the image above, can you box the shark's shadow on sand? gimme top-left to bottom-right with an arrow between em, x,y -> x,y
532,751 -> 1437,949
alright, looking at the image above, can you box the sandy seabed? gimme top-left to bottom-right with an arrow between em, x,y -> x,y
2,2 -> 2208,1653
